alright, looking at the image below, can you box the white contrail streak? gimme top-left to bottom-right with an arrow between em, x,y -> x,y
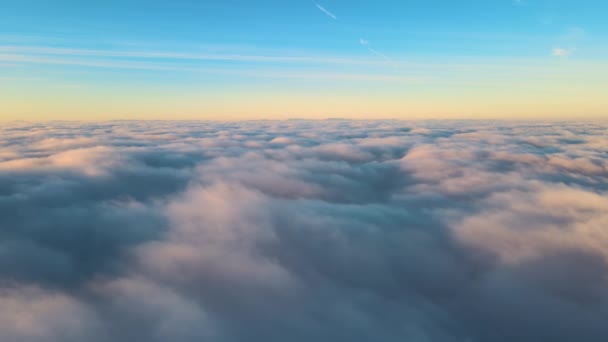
315,3 -> 337,20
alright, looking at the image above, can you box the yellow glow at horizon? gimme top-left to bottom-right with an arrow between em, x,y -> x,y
2,60 -> 607,121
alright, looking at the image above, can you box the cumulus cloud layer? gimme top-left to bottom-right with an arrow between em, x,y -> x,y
1,120 -> 607,341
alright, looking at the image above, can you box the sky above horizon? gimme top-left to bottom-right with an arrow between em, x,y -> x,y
1,0 -> 607,120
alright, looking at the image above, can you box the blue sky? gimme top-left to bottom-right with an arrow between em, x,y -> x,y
3,0 -> 606,56
1,0 -> 607,120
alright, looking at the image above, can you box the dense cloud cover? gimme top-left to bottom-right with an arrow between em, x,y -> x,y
1,120 -> 608,342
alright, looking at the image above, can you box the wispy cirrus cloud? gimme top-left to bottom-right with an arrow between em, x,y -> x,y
315,3 -> 337,20
312,1 -> 390,61
0,45 -> 377,65
551,27 -> 585,57
0,50 -> 417,82
360,38 -> 390,60
552,47 -> 573,57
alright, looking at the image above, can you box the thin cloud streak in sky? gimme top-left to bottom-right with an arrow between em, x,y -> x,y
315,3 -> 337,20
360,38 -> 390,61
0,52 -> 421,82
0,45 -> 380,65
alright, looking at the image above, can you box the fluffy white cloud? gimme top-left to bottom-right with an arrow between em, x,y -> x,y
1,120 -> 607,341
0,286 -> 102,342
